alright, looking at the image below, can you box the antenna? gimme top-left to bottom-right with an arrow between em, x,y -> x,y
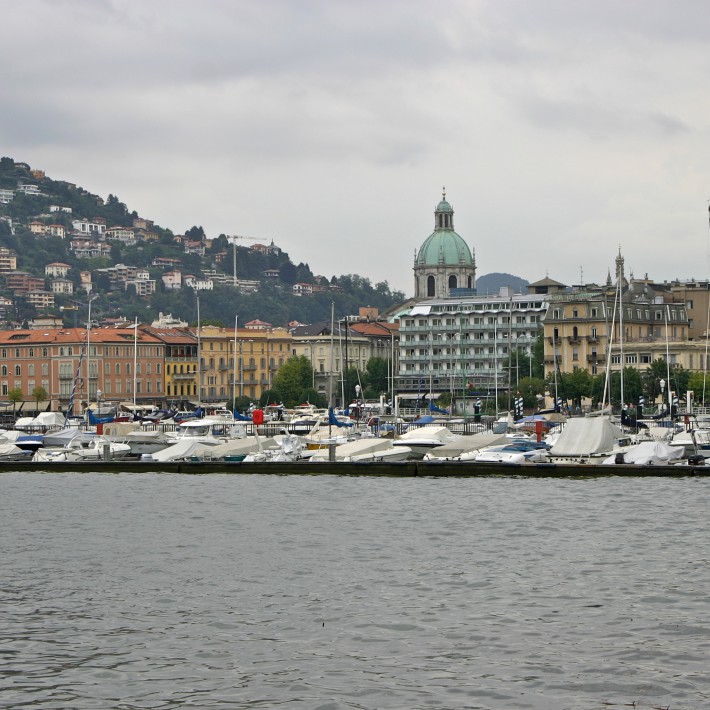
226,235 -> 259,287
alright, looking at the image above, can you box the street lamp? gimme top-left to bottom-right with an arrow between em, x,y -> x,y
660,378 -> 666,412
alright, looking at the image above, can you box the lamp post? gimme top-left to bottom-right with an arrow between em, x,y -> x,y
660,378 -> 666,414
309,341 -> 316,389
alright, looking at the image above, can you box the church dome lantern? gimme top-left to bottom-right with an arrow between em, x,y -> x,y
413,189 -> 476,299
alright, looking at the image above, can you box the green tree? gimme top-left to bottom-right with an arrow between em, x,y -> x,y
687,371 -> 710,406
8,387 -> 23,419
271,355 -> 313,407
644,358 -> 669,402
516,376 -> 546,410
363,357 -> 389,397
531,336 -> 545,379
32,385 -> 48,413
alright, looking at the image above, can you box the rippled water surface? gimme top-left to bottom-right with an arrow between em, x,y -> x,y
2,472 -> 710,709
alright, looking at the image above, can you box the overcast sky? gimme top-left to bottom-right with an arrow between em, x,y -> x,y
2,0 -> 710,296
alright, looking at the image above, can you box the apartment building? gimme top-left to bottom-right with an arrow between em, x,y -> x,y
196,324 -> 293,403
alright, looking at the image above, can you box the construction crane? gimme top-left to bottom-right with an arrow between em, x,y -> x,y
226,235 -> 258,287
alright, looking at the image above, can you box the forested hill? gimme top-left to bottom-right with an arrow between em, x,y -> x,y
476,272 -> 529,295
0,157 -> 405,326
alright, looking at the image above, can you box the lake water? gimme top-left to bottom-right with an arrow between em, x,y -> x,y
1,472 -> 710,709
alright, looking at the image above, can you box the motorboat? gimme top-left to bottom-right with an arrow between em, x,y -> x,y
548,417 -> 636,462
423,432 -> 509,461
310,437 -> 413,462
165,417 -> 249,445
122,429 -> 173,456
242,433 -> 304,462
601,440 -> 686,466
0,443 -> 34,461
391,425 -> 461,458
32,436 -> 132,462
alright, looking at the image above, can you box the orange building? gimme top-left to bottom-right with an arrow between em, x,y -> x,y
0,326 -> 165,414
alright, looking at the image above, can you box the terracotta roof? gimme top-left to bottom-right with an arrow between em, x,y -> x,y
0,326 -> 163,345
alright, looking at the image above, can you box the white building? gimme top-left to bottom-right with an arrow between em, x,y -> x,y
51,278 -> 74,295
72,218 -> 106,236
45,262 -> 71,278
396,289 -> 547,399
162,270 -> 182,290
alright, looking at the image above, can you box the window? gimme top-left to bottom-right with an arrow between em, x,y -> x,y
14,365 -> 21,376
0,366 -> 6,376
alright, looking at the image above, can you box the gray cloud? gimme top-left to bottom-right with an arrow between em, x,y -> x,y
2,0 -> 710,295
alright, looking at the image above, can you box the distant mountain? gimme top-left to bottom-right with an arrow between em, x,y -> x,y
476,272 -> 528,295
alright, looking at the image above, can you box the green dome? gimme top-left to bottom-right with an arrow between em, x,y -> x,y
415,229 -> 473,267
436,198 -> 453,212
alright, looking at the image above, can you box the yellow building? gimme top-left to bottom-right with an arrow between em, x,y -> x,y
195,324 -> 292,403
542,285 -> 690,378
142,326 -> 198,406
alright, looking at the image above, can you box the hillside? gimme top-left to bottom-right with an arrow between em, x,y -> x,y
476,272 -> 529,295
0,158 -> 405,327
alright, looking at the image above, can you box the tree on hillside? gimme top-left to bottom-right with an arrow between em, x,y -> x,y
279,262 -> 298,284
185,226 -> 206,241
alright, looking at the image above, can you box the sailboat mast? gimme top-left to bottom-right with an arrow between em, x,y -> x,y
196,295 -> 202,407
329,302 -> 335,407
618,274 -> 624,411
233,315 -> 238,408
133,316 -> 138,410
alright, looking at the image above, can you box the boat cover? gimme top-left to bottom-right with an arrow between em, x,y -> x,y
601,441 -> 685,465
549,417 -> 624,457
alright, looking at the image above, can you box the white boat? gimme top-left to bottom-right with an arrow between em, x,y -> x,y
601,440 -> 686,465
0,443 -> 33,461
310,437 -> 413,462
392,425 -> 461,458
548,417 -> 636,461
165,418 -> 248,445
32,436 -> 132,462
424,432 -> 509,461
242,433 -> 304,462
122,429 -> 173,456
